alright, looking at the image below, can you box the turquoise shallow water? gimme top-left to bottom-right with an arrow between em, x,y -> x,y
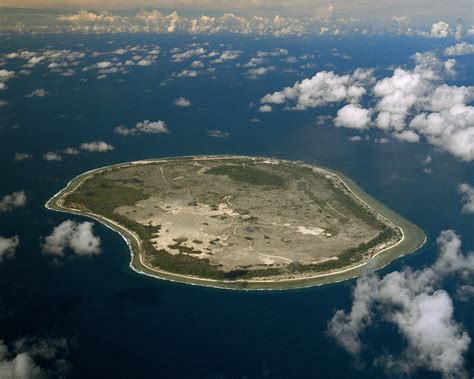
0,33 -> 473,377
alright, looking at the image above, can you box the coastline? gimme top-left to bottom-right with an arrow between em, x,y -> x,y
45,155 -> 427,291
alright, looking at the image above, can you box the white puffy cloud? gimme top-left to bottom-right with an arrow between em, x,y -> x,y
260,68 -> 374,110
258,104 -> 272,113
116,120 -> 169,136
114,125 -> 135,136
371,51 -> 454,131
27,56 -> 45,66
0,337 -> 69,378
211,50 -> 242,64
393,129 -> 420,143
444,42 -> 474,56
0,100 -> 8,107
63,147 -> 80,155
0,69 -> 15,82
136,59 -> 152,66
328,230 -> 474,377
42,220 -> 101,257
173,97 -> 191,107
430,21 -> 450,38
409,104 -> 474,161
136,120 -> 168,134
26,88 -> 49,97
96,61 -> 112,69
79,141 -> 114,153
0,8 -> 467,37
0,236 -> 19,262
244,66 -> 274,79
175,69 -> 198,77
190,60 -> 204,68
256,48 -> 288,57
369,53 -> 474,160
334,104 -> 371,129
171,47 -> 205,62
459,183 -> 474,214
58,10 -> 122,23
14,153 -> 34,161
0,191 -> 27,213
113,48 -> 128,55
455,23 -> 464,41
349,135 -> 363,142
43,152 -> 62,161
259,50 -> 473,161
207,129 -> 229,138
240,57 -> 267,68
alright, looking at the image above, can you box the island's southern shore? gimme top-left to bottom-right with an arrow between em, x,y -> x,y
45,155 -> 426,290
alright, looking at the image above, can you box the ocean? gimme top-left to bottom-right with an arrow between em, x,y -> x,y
0,33 -> 473,378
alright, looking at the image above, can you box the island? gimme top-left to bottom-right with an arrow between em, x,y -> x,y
46,156 -> 426,290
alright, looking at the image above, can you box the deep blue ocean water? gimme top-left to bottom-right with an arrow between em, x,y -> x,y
0,33 -> 473,378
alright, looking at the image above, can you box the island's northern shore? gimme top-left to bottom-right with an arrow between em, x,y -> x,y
45,155 -> 426,290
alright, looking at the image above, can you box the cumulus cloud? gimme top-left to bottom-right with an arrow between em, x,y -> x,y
173,97 -> 191,107
328,230 -> 474,377
258,104 -> 272,113
207,129 -> 229,138
115,120 -> 169,136
6,49 -> 85,79
338,52 -> 474,161
256,48 -> 288,57
244,66 -> 274,79
372,67 -> 426,130
0,191 -> 27,213
259,50 -> 473,161
211,50 -> 242,64
79,141 -> 114,153
430,21 -> 450,38
42,220 -> 101,257
14,153 -> 34,161
260,68 -> 374,110
459,183 -> 474,214
393,129 -> 420,143
171,47 -> 205,62
0,69 -> 15,80
0,8 -> 467,37
58,10 -> 121,23
26,88 -> 49,97
190,60 -> 204,68
0,236 -> 19,262
334,104 -> 371,129
175,69 -> 198,78
43,152 -> 62,161
0,337 -> 70,378
63,147 -> 80,155
444,42 -> 474,56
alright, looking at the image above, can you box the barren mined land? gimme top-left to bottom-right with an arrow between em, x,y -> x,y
46,156 -> 426,290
